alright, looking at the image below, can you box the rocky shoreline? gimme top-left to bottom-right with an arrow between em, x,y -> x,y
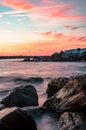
0,74 -> 86,130
23,48 -> 86,62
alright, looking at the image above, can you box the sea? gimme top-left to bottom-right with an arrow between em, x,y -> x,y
0,59 -> 86,130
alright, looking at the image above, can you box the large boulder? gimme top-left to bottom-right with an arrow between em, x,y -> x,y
1,85 -> 38,107
43,74 -> 86,113
0,107 -> 37,130
46,77 -> 69,98
59,112 -> 86,130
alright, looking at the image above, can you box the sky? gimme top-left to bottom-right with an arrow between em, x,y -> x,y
0,0 -> 86,56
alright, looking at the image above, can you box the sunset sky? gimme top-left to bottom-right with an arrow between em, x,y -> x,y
0,0 -> 86,56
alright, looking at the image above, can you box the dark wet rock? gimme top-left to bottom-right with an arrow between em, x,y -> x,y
46,77 -> 69,98
1,85 -> 38,107
0,104 -> 5,110
0,107 -> 37,130
27,77 -> 44,83
14,77 -> 44,83
73,124 -> 86,130
59,112 -> 86,130
43,74 -> 86,113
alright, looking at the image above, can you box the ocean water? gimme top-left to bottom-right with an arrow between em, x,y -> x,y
0,59 -> 86,130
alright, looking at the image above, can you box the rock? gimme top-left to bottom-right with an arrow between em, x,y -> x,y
59,112 -> 86,130
1,85 -> 38,107
51,52 -> 60,61
0,107 -> 37,130
27,77 -> 44,83
43,74 -> 86,113
74,124 -> 86,130
14,77 -> 44,83
51,48 -> 86,61
0,104 -> 5,110
46,77 -> 69,98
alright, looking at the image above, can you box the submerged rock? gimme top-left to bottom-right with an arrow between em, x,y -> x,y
0,107 -> 37,130
46,77 -> 69,98
59,112 -> 86,130
14,77 -> 44,83
1,84 -> 38,107
43,74 -> 86,113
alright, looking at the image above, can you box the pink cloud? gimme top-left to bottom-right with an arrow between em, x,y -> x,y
77,36 -> 86,42
36,32 -> 53,36
64,25 -> 72,29
68,35 -> 86,42
37,32 -> 64,39
3,0 -> 35,10
50,12 -> 83,19
64,25 -> 86,30
49,3 -> 86,20
54,33 -> 64,38
37,31 -> 86,43
41,0 -> 56,5
36,31 -> 65,41
68,36 -> 78,42
2,0 -> 86,23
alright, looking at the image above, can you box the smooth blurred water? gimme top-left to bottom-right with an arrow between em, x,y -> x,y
0,59 -> 86,78
0,59 -> 86,103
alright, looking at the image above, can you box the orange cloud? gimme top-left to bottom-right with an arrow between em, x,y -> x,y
54,33 -> 64,38
36,31 -> 64,39
0,38 -> 85,56
77,36 -> 86,42
68,35 -> 86,42
3,0 -> 35,10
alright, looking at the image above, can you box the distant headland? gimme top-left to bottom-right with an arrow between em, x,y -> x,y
0,48 -> 86,61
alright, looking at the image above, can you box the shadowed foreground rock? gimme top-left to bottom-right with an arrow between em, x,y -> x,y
44,74 -> 86,113
59,112 -> 86,130
46,77 -> 69,98
1,85 -> 38,107
0,107 -> 37,130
